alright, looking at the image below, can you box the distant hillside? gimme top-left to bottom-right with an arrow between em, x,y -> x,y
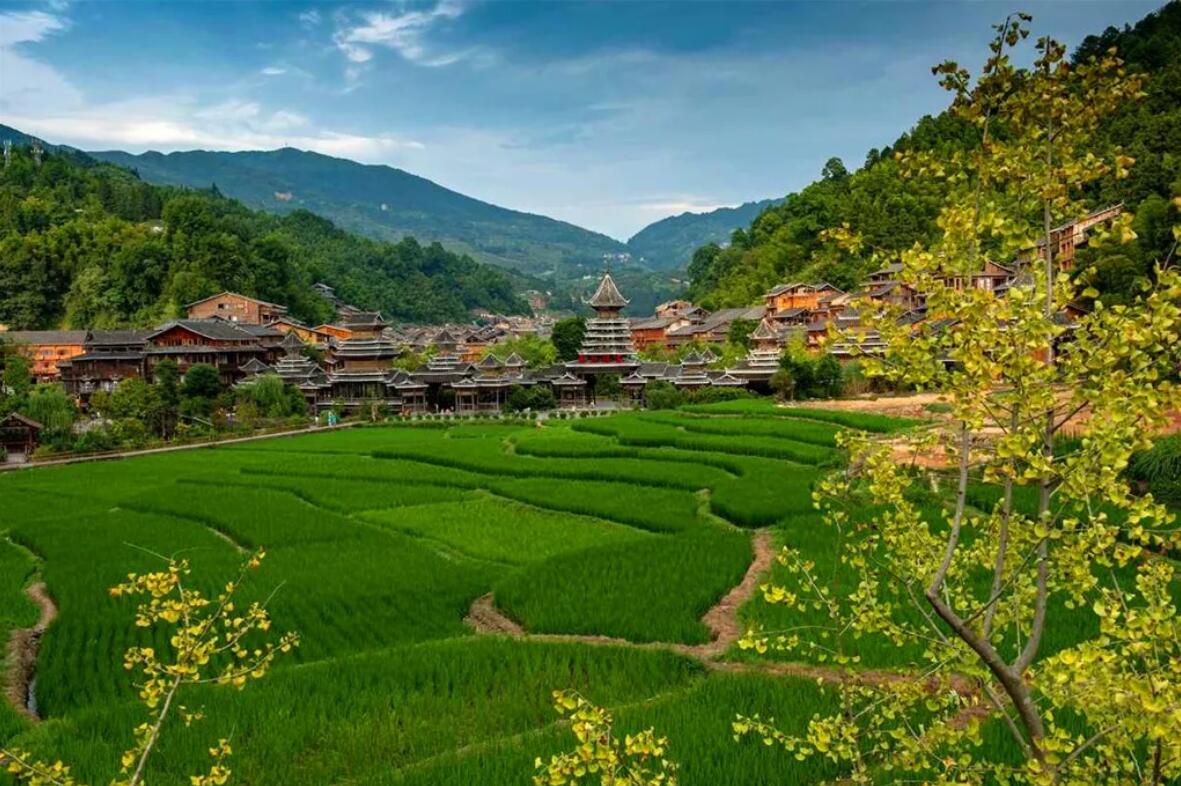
687,2 -> 1181,308
0,142 -> 529,329
87,147 -> 631,280
626,199 -> 780,270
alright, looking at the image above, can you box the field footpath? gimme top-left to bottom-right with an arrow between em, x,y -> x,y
466,530 -> 989,728
466,530 -> 780,661
0,422 -> 359,472
5,583 -> 57,721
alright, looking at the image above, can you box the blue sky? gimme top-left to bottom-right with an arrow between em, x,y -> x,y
0,0 -> 1162,239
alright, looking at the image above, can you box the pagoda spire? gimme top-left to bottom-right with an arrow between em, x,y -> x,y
588,271 -> 629,312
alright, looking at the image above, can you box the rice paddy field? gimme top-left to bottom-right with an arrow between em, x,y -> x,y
0,400 -> 1139,785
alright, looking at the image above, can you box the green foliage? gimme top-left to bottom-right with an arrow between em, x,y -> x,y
773,350 -> 843,401
643,381 -> 682,410
726,319 -> 759,350
0,147 -> 528,329
506,385 -> 557,412
235,375 -> 307,419
482,335 -> 556,368
2,354 -> 31,404
550,317 -> 586,362
86,145 -> 627,282
688,2 -> 1181,308
180,364 -> 221,401
626,198 -> 779,271
737,14 -> 1181,784
20,384 -> 75,446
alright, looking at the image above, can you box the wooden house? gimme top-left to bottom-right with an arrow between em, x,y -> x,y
763,283 -> 842,316
266,318 -> 334,349
59,329 -> 150,401
0,412 -> 42,460
4,330 -> 90,381
185,292 -> 289,325
144,320 -> 272,384
1024,204 -> 1123,271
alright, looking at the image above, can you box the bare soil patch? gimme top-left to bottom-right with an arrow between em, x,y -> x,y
5,582 -> 57,721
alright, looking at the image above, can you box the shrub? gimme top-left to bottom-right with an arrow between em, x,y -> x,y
643,381 -> 682,410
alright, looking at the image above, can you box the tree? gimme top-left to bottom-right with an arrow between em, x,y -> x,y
737,17 -> 1181,785
551,316 -> 587,362
181,363 -> 221,401
768,368 -> 795,402
1,551 -> 297,786
153,359 -> 180,438
483,335 -> 557,368
727,318 -> 758,350
812,353 -> 843,398
2,354 -> 31,402
21,384 -> 75,447
593,374 -> 622,402
237,374 -> 304,419
534,690 -> 677,786
180,363 -> 222,419
777,353 -> 814,399
643,380 -> 682,410
104,378 -> 159,420
506,384 -> 556,412
821,156 -> 849,181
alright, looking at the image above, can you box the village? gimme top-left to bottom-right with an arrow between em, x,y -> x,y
0,203 -> 1118,438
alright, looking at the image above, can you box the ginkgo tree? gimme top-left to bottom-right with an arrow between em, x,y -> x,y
1,549 -> 298,786
736,13 -> 1181,786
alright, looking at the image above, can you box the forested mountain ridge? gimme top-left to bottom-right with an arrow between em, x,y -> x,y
0,146 -> 529,330
625,198 -> 781,271
688,2 -> 1181,308
86,146 -> 629,279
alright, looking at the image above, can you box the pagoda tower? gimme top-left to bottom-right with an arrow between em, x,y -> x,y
566,272 -> 639,375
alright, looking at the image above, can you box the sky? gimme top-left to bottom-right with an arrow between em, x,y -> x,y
0,0 -> 1163,240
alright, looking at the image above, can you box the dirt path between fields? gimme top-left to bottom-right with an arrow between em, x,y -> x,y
466,529 -> 776,660
0,422 -> 359,473
5,583 -> 58,721
464,530 -> 991,730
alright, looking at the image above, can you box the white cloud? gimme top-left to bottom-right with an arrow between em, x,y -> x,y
0,10 -> 81,118
0,9 -> 422,161
0,9 -> 66,46
333,0 -> 471,67
298,9 -> 321,28
260,65 -> 287,76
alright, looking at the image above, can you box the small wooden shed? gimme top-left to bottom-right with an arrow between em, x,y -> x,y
0,413 -> 43,458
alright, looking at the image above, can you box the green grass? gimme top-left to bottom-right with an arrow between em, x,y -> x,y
680,399 -> 922,432
1,408 -> 930,786
496,526 -> 753,644
359,497 -> 648,564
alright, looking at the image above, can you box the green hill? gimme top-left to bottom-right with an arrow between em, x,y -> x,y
687,2 -> 1181,308
626,198 -> 780,271
0,144 -> 529,329
88,147 -> 630,279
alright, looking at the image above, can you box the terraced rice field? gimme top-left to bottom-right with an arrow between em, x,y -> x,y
2,404 -> 936,784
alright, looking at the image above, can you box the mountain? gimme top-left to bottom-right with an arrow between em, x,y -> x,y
0,141 -> 530,329
87,147 -> 630,280
625,198 -> 781,270
687,2 -> 1181,308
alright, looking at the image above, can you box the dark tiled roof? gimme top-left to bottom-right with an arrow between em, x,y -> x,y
87,329 -> 151,347
4,329 -> 90,345
237,324 -> 283,337
147,320 -> 260,342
